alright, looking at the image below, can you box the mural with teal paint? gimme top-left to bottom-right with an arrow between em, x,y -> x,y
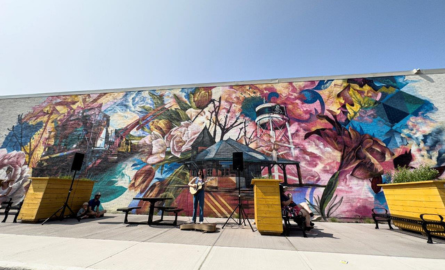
0,73 -> 444,219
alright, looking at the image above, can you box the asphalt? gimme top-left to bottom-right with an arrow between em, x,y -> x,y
0,214 -> 443,270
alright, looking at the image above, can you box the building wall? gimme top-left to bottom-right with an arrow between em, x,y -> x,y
0,72 -> 444,220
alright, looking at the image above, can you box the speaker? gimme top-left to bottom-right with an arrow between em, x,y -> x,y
71,153 -> 85,171
233,152 -> 243,171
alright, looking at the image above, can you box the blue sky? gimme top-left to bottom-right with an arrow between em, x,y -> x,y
0,0 -> 444,96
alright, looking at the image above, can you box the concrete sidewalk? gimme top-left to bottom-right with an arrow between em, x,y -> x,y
0,214 -> 444,270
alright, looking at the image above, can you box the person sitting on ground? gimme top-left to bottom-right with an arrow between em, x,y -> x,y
280,185 -> 317,235
88,192 -> 107,218
77,202 -> 90,220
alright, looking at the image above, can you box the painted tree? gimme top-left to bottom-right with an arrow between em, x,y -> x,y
2,114 -> 44,166
192,97 -> 244,141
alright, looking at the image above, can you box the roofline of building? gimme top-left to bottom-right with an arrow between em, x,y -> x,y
2,68 -> 444,100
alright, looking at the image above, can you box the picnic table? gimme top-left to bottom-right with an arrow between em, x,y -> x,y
132,197 -> 172,225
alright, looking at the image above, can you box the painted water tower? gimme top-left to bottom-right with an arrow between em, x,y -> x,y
255,102 -> 295,179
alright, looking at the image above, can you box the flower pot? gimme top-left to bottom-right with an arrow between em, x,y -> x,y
251,179 -> 282,235
18,177 -> 95,222
379,180 -> 445,237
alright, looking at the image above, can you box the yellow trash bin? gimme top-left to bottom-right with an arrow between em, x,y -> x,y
251,179 -> 283,235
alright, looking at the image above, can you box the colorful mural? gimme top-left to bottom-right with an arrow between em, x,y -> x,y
1,72 -> 444,219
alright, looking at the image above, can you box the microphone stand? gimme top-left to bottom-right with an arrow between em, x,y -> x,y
222,169 -> 254,231
42,170 -> 79,225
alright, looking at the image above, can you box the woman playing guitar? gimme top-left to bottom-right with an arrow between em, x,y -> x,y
188,170 -> 206,224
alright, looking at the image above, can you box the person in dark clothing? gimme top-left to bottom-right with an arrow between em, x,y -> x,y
88,192 -> 107,218
188,170 -> 206,224
280,185 -> 317,233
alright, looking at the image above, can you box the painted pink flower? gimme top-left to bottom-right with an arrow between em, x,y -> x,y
165,121 -> 201,157
186,108 -> 211,128
138,132 -> 167,164
0,149 -> 30,205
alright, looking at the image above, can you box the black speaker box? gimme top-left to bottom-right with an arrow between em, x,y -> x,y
71,153 -> 85,171
232,152 -> 244,171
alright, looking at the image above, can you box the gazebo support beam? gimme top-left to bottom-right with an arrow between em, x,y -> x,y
282,164 -> 288,185
296,163 -> 303,186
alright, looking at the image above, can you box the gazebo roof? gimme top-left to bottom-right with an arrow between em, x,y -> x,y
194,138 -> 298,164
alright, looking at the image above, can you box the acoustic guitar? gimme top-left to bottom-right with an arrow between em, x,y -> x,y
189,178 -> 211,195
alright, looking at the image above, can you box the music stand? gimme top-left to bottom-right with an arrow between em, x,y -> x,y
222,152 -> 255,231
42,153 -> 84,225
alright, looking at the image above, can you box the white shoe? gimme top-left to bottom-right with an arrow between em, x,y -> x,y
307,231 -> 318,236
199,222 -> 203,224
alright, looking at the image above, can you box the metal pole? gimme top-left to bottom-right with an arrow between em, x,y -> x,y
60,170 -> 77,220
238,169 -> 241,225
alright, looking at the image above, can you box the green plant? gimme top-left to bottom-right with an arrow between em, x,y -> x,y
254,175 -> 273,179
363,217 -> 374,224
58,175 -> 92,181
306,193 -> 343,219
392,165 -> 439,183
330,217 -> 338,222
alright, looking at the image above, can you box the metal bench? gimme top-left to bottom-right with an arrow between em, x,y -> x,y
116,206 -> 142,224
371,208 -> 394,230
282,207 -> 307,237
155,206 -> 183,226
421,214 -> 445,244
372,208 -> 445,244
0,198 -> 23,223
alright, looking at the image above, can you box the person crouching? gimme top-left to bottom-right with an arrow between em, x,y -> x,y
88,192 -> 107,218
77,202 -> 89,220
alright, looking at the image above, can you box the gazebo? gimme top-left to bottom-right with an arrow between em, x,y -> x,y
184,136 -> 312,187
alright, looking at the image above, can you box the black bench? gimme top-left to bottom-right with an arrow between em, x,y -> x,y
0,198 -> 23,223
372,208 -> 445,244
155,206 -> 184,226
116,207 -> 142,224
282,207 -> 307,237
371,208 -> 394,230
421,214 -> 445,244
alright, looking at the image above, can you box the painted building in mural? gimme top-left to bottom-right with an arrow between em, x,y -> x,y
0,68 -> 444,220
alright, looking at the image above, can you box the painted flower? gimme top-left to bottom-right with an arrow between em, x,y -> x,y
305,111 -> 393,179
128,165 -> 156,193
165,121 -> 201,157
186,108 -> 210,128
138,132 -> 167,164
149,119 -> 172,137
192,87 -> 213,109
0,149 -> 30,205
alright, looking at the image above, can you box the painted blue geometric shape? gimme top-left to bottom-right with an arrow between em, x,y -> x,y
382,103 -> 409,124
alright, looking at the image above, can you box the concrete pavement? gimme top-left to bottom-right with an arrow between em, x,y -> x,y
0,214 -> 444,270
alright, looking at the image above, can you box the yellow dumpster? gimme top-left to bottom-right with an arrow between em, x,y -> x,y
251,179 -> 283,235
